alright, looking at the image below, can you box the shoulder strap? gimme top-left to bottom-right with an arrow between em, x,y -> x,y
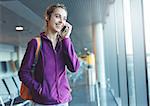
35,37 -> 41,59
33,36 -> 41,65
31,36 -> 41,76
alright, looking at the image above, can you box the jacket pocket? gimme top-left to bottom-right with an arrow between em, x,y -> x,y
40,80 -> 50,99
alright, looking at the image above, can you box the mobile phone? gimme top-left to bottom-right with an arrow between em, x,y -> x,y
61,26 -> 68,37
61,26 -> 67,33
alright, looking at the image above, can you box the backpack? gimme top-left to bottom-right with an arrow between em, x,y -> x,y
20,37 -> 41,100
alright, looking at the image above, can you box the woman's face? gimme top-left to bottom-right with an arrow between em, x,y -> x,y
47,8 -> 67,33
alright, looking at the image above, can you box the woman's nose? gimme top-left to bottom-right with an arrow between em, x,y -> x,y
58,17 -> 62,22
59,17 -> 65,23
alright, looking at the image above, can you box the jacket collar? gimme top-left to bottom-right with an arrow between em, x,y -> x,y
40,32 -> 62,43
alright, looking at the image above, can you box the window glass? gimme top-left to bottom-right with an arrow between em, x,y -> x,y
123,0 -> 136,105
143,1 -> 150,105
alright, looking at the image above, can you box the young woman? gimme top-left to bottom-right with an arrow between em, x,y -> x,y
18,3 -> 80,106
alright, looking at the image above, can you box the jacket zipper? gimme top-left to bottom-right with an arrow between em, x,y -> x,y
48,40 -> 60,102
52,43 -> 61,102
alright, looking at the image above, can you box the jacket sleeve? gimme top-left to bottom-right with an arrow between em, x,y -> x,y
18,39 -> 41,93
62,38 -> 80,72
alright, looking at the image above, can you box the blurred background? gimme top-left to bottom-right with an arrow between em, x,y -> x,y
0,0 -> 150,106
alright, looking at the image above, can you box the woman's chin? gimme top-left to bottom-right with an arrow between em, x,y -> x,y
55,29 -> 61,33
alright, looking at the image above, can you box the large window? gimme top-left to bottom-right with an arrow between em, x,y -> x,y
123,0 -> 136,105
143,0 -> 150,105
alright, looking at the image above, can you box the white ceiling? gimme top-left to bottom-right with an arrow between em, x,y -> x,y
0,0 -> 111,52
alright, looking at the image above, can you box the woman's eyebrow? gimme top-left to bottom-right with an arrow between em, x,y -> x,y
54,13 -> 67,19
54,13 -> 60,16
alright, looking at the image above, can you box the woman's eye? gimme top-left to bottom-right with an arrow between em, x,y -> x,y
55,14 -> 61,18
56,15 -> 59,18
64,18 -> 67,21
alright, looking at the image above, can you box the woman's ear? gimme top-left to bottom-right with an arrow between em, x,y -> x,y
45,16 -> 48,22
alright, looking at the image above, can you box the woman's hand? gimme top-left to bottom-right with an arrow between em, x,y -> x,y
60,22 -> 72,39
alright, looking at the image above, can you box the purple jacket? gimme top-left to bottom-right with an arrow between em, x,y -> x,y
18,32 -> 80,105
